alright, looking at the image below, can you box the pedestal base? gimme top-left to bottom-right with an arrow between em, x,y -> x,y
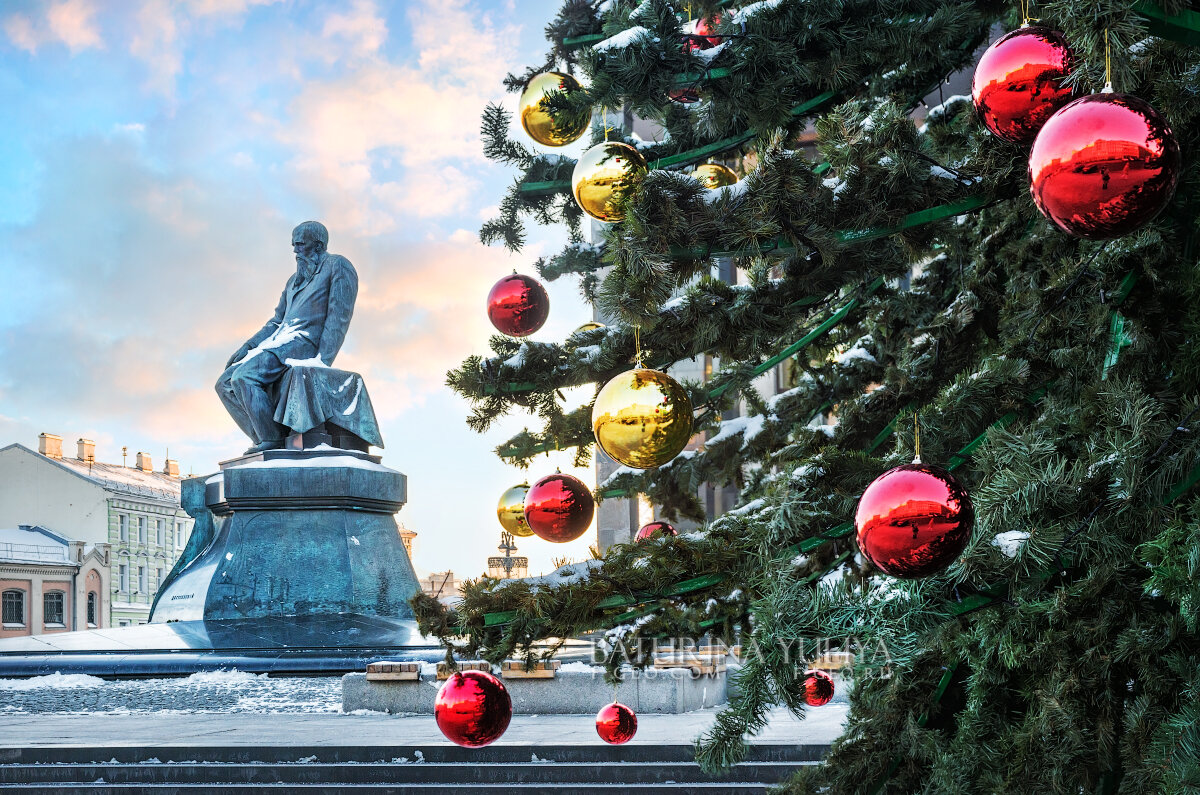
152,449 -> 418,623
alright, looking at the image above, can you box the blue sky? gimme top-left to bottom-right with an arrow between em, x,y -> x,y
0,0 -> 598,577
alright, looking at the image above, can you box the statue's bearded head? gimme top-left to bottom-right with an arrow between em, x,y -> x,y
292,221 -> 328,271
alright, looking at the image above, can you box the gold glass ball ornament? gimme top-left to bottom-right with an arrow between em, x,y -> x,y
519,72 -> 588,147
592,368 -> 693,469
497,483 -> 534,537
690,163 -> 738,189
571,142 -> 648,223
574,322 -> 606,334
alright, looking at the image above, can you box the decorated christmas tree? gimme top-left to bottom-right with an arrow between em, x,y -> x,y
413,0 -> 1200,790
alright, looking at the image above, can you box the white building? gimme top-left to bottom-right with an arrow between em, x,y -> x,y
0,525 -> 111,638
0,435 -> 193,627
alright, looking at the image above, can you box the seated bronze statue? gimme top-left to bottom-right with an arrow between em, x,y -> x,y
216,221 -> 362,454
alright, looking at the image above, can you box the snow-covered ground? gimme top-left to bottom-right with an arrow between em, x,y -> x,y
0,670 -> 342,715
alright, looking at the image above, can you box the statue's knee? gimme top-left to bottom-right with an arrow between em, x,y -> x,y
229,365 -> 264,390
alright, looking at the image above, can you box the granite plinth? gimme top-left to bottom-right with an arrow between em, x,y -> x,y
0,613 -> 441,677
342,667 -> 729,715
152,448 -> 417,623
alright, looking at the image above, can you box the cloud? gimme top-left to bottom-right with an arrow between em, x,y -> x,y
128,0 -> 181,96
322,0 -> 386,55
277,0 -> 524,232
4,0 -> 103,53
185,0 -> 281,17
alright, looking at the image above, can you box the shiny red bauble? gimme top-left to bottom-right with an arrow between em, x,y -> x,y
1029,92 -> 1181,239
684,14 -> 721,52
802,669 -> 835,707
971,25 -> 1076,143
596,701 -> 638,744
487,273 -> 550,337
635,521 -> 677,542
855,463 -> 974,578
434,670 -> 512,748
524,473 -> 595,543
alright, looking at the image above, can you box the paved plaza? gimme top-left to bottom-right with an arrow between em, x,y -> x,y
0,671 -> 847,749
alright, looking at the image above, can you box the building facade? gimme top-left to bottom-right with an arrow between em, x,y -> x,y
0,435 -> 192,628
419,571 -> 462,602
0,524 -> 111,638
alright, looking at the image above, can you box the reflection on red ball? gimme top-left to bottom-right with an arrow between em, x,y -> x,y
434,670 -> 512,747
971,26 -> 1076,143
635,521 -> 677,542
1029,92 -> 1180,239
667,86 -> 701,104
487,273 -> 550,337
596,702 -> 638,744
524,473 -> 595,543
802,669 -> 835,707
855,463 -> 973,578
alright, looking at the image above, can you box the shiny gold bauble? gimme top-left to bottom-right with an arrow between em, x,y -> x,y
592,368 -> 693,469
571,142 -> 648,223
497,483 -> 533,537
519,72 -> 587,147
574,322 -> 606,334
690,163 -> 738,189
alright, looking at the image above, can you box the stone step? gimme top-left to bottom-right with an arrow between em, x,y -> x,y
0,744 -> 827,766
0,761 -> 812,786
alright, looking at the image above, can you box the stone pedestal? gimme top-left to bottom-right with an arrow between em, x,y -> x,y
151,448 -> 419,623
341,666 -> 729,715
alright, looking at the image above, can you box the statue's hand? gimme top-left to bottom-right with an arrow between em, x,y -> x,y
226,344 -> 251,369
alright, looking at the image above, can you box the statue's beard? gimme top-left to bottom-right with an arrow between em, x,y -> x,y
296,252 -> 318,275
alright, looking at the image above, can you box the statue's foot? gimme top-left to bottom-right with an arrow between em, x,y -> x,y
244,439 -> 284,455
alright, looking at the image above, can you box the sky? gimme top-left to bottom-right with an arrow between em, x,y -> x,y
0,0 -> 600,578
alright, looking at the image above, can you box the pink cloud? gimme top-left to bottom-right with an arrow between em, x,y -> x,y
4,0 -> 102,53
278,0 -> 524,231
322,0 -> 386,55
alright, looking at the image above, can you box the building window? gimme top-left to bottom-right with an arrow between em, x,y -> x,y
137,517 -> 147,544
138,566 -> 147,594
2,590 -> 25,626
87,592 -> 98,627
176,521 -> 184,548
156,567 -> 163,588
155,520 -> 164,546
118,514 -> 128,542
43,591 -> 65,626
118,619 -> 130,627
119,563 -> 129,592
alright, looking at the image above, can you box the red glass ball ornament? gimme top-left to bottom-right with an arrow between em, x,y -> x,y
971,25 -> 1076,143
1029,92 -> 1181,239
855,463 -> 974,578
802,669 -> 835,707
487,274 -> 549,337
667,86 -> 701,104
596,702 -> 638,744
524,473 -> 595,543
434,670 -> 512,748
684,14 -> 722,52
635,521 -> 677,542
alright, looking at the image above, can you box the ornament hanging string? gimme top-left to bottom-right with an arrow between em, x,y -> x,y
1104,28 -> 1113,91
633,325 -> 644,367
913,412 -> 921,464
